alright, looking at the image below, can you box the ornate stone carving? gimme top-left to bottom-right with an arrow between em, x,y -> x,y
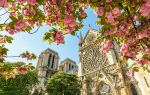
80,44 -> 108,74
98,83 -> 113,95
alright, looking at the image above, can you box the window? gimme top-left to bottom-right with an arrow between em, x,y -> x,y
98,83 -> 113,95
130,84 -> 138,95
51,55 -> 55,68
69,64 -> 71,70
48,54 -> 51,67
46,70 -> 49,77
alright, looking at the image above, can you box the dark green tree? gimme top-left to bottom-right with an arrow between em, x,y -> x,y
0,62 -> 38,95
47,72 -> 81,95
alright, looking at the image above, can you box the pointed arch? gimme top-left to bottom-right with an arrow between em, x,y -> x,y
95,81 -> 114,95
130,83 -> 138,95
129,82 -> 142,95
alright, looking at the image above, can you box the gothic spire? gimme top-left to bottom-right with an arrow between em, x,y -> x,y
79,31 -> 83,47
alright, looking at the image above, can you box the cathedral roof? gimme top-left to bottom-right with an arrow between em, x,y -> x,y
82,29 -> 98,42
41,48 -> 58,55
60,58 -> 76,65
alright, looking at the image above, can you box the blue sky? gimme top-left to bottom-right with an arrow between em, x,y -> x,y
2,8 -> 99,66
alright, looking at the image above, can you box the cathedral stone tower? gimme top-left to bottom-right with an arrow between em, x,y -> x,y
78,29 -> 142,95
59,58 -> 78,74
36,48 -> 59,92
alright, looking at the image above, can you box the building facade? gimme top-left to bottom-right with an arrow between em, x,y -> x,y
78,29 -> 142,95
35,29 -> 150,95
35,48 -> 78,94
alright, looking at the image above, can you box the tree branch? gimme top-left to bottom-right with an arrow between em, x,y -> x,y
5,56 -> 20,58
0,11 -> 8,16
125,7 -> 138,32
27,27 -> 40,34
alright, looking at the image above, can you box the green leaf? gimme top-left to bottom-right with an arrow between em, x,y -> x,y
48,39 -> 53,44
9,16 -> 17,21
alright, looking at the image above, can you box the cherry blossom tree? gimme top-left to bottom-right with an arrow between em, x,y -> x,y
0,0 -> 150,78
0,62 -> 38,95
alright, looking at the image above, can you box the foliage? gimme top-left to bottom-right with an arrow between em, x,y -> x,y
0,62 -> 38,95
0,0 -> 150,76
0,61 -> 36,79
47,72 -> 81,95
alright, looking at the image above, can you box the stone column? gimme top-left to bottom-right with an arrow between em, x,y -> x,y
43,53 -> 50,67
36,55 -> 43,68
55,55 -> 59,70
54,55 -> 59,70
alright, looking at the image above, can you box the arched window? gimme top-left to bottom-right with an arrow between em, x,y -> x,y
130,84 -> 138,95
48,54 -> 51,67
98,83 -> 113,95
51,55 -> 55,68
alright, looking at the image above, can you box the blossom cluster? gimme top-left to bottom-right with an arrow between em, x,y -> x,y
20,51 -> 36,60
1,66 -> 29,79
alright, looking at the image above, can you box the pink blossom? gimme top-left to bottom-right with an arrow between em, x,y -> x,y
5,26 -> 16,35
17,0 -> 26,3
44,7 -> 51,15
126,71 -> 134,77
106,12 -> 113,19
139,30 -> 150,39
120,24 -> 128,31
64,15 -> 74,24
139,1 -> 150,17
68,27 -> 74,33
131,2 -> 136,7
27,0 -> 37,5
145,1 -> 150,7
52,32 -> 64,44
51,0 -> 57,4
0,37 -> 5,43
10,12 -> 15,16
100,47 -> 109,53
112,7 -> 121,17
137,58 -> 148,67
65,2 -> 74,14
139,31 -> 150,39
79,11 -> 86,18
145,48 -> 150,54
15,20 -> 26,31
22,8 -> 30,15
27,20 -> 35,26
68,21 -> 77,28
46,20 -> 51,25
104,29 -> 117,36
64,15 -> 77,33
100,39 -> 113,53
0,0 -> 8,7
120,40 -> 138,58
106,12 -> 118,25
126,51 -> 136,58
14,67 -> 28,74
106,0 -> 112,3
22,8 -> 36,16
97,7 -> 104,16
133,15 -> 138,21
9,3 -> 17,12
115,30 -> 124,37
120,44 -> 129,52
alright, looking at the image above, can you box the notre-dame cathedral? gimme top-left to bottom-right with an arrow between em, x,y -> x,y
35,29 -> 150,95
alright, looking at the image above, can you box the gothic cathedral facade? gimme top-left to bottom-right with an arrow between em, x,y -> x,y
78,29 -> 142,95
35,29 -> 150,95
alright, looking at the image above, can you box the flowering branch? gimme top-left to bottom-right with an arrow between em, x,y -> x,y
27,27 -> 40,34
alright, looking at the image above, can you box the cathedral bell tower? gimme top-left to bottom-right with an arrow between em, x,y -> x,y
36,48 -> 59,92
